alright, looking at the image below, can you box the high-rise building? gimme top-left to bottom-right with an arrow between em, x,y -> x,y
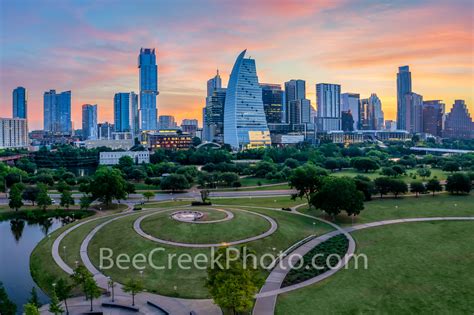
422,100 -> 445,137
288,99 -> 311,124
444,100 -> 473,139
98,122 -> 114,140
203,88 -> 226,143
139,48 -> 158,130
114,92 -> 138,134
385,120 -> 397,131
405,92 -> 423,133
43,90 -> 71,134
0,118 -> 28,149
13,87 -> 27,119
316,83 -> 341,131
284,80 -> 306,123
341,93 -> 360,130
360,94 -> 384,130
223,50 -> 271,149
181,119 -> 199,136
397,65 -> 412,130
370,94 -> 384,130
207,70 -> 222,96
341,111 -> 355,131
260,83 -> 283,124
158,115 -> 177,129
82,104 -> 98,140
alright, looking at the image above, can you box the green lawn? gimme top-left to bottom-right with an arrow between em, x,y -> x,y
240,176 -> 284,187
276,221 -> 474,314
299,194 -> 474,226
140,209 -> 270,244
331,167 -> 449,182
213,196 -> 304,208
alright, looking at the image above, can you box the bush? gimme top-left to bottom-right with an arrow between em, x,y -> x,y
191,201 -> 212,206
133,206 -> 142,211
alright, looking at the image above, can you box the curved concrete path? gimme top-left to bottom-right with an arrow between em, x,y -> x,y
252,216 -> 474,315
134,208 -> 278,248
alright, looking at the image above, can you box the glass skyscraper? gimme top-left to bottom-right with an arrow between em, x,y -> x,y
114,92 -> 138,135
397,65 -> 412,130
223,50 -> 271,149
82,104 -> 97,140
13,86 -> 27,119
139,48 -> 158,131
260,83 -> 283,124
43,90 -> 71,134
284,79 -> 306,123
316,83 -> 341,131
341,93 -> 360,130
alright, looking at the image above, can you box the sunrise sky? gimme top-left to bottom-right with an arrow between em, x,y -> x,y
1,0 -> 473,130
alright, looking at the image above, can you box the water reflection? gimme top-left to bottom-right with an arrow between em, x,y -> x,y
10,219 -> 25,242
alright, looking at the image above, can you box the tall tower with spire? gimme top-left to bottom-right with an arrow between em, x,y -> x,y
138,48 -> 158,131
207,69 -> 222,97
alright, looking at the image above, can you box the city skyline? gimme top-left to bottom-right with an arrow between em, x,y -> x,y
1,0 -> 473,130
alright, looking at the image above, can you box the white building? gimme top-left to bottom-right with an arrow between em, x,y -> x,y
0,118 -> 28,149
316,83 -> 341,131
99,151 -> 150,165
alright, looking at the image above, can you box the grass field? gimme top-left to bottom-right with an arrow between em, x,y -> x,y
331,167 -> 449,182
276,221 -> 474,314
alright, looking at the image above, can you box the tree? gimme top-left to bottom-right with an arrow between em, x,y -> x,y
83,276 -> 101,312
123,278 -> 144,306
118,155 -> 134,169
28,287 -> 41,308
417,167 -> 431,179
446,173 -> 471,195
351,157 -> 379,173
22,186 -> 40,206
60,190 -> 75,209
8,183 -> 23,211
160,173 -> 190,192
37,185 -> 52,211
426,178 -> 442,196
200,189 -> 210,203
55,278 -> 72,315
284,158 -> 299,169
48,290 -> 64,315
310,177 -> 364,217
353,175 -> 374,201
410,181 -> 426,197
442,161 -> 460,173
89,167 -> 128,206
71,265 -> 91,294
24,303 -> 40,315
381,167 -> 397,177
288,164 -> 328,207
79,196 -> 92,210
219,172 -> 239,187
56,180 -> 70,193
0,282 -> 16,315
390,179 -> 408,198
206,247 -> 263,314
374,177 -> 392,198
142,191 -> 155,202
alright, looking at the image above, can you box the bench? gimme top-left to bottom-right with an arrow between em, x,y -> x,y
146,301 -> 170,315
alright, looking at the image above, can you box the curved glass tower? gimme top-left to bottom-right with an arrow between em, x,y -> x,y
224,50 -> 271,149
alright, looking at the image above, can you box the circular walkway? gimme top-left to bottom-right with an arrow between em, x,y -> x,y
134,207 -> 277,248
171,207 -> 234,224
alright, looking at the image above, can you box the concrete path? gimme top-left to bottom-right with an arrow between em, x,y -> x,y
252,216 -> 474,315
133,207 -> 277,248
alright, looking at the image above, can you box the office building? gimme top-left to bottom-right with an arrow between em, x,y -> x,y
0,118 -> 28,149
114,92 -> 138,135
397,65 -> 412,130
316,83 -> 341,131
81,104 -> 97,140
207,70 -> 222,96
13,87 -> 27,119
147,130 -> 192,150
223,50 -> 271,149
260,83 -> 283,124
100,151 -> 150,165
341,111 -> 355,132
405,92 -> 423,133
288,99 -> 311,124
385,120 -> 397,131
422,100 -> 445,137
158,115 -> 177,129
43,90 -> 71,134
284,80 -> 306,123
444,100 -> 473,139
181,119 -> 199,136
341,93 -> 360,130
98,122 -> 114,140
203,88 -> 226,143
139,48 -> 158,130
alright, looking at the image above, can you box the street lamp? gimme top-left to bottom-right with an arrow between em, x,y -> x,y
107,276 -> 115,302
313,222 -> 316,235
63,246 -> 67,259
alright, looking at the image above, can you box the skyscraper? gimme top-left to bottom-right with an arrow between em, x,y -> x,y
181,119 -> 199,136
360,94 -> 384,130
370,93 -> 384,130
82,104 -> 98,140
397,65 -> 412,130
114,92 -> 138,134
43,90 -> 71,134
260,83 -> 283,124
405,92 -> 423,133
444,100 -> 473,139
98,122 -> 114,140
13,87 -> 27,119
284,80 -> 306,123
139,48 -> 158,130
203,87 -> 226,143
341,93 -> 360,130
207,70 -> 222,96
316,83 -> 341,131
422,100 -> 445,137
288,99 -> 311,124
158,115 -> 177,129
0,118 -> 28,149
223,50 -> 271,149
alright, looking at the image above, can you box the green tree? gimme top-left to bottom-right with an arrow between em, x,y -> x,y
206,247 -> 263,314
288,164 -> 328,207
353,175 -> 374,201
442,161 -> 460,173
123,278 -> 144,306
118,155 -> 134,169
22,186 -> 40,206
351,157 -> 379,173
0,282 -> 17,315
37,185 -> 52,210
219,172 -> 239,187
55,278 -> 72,315
160,173 -> 190,192
23,303 -> 40,315
380,167 -> 397,177
48,290 -> 64,315
60,190 -> 75,209
446,173 -> 471,195
310,177 -> 364,217
8,183 -> 23,211
426,178 -> 443,196
200,189 -> 210,203
71,265 -> 92,294
374,177 -> 392,198
410,181 -> 426,197
83,276 -> 101,312
89,167 -> 128,206
79,196 -> 92,210
28,287 -> 41,308
142,191 -> 155,202
56,180 -> 70,193
390,179 -> 408,198
417,167 -> 431,179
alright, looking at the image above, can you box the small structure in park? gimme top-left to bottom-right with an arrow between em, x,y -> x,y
171,210 -> 204,222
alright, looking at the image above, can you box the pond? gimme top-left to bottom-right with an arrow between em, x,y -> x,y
0,217 -> 68,314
